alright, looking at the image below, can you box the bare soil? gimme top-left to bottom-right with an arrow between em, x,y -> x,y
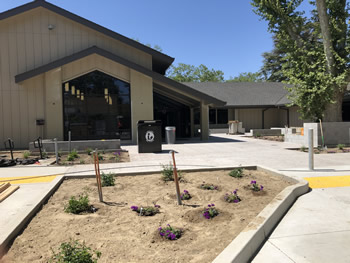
58,151 -> 130,165
2,169 -> 295,263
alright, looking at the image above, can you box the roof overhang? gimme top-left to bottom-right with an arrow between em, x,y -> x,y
15,46 -> 226,106
0,0 -> 174,74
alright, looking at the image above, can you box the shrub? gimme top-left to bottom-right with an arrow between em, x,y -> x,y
98,152 -> 104,161
200,182 -> 218,190
86,148 -> 93,155
158,224 -> 182,240
23,150 -> 31,159
300,146 -> 307,152
80,160 -> 85,164
113,151 -> 121,162
229,168 -> 243,178
67,155 -> 75,162
70,149 -> 79,159
180,190 -> 191,200
254,133 -> 261,138
130,205 -> 159,216
101,172 -> 115,187
202,204 -> 219,219
337,144 -> 345,150
65,194 -> 92,214
250,180 -> 264,192
161,164 -> 182,182
49,239 -> 101,263
224,189 -> 241,203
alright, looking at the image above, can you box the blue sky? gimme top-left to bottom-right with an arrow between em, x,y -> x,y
0,0 -> 313,79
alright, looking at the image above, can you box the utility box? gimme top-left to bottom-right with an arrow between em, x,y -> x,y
137,120 -> 162,153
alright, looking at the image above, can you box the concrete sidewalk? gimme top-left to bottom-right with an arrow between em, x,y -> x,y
0,134 -> 350,261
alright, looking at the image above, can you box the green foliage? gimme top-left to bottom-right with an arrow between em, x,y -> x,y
98,152 -> 104,161
161,164 -> 183,182
23,150 -> 31,159
254,133 -> 261,138
167,63 -> 225,82
64,194 -> 91,214
200,183 -> 218,190
227,72 -> 262,82
67,150 -> 79,161
49,239 -> 101,263
85,148 -> 93,155
229,168 -> 243,178
131,206 -> 160,216
337,144 -> 345,150
101,172 -> 115,187
251,0 -> 349,121
300,146 -> 307,152
79,160 -> 85,164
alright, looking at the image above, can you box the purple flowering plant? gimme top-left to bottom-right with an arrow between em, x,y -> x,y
130,204 -> 160,216
250,180 -> 264,192
200,182 -> 218,191
158,224 -> 182,240
224,189 -> 241,203
202,204 -> 219,219
113,151 -> 121,162
180,190 -> 191,200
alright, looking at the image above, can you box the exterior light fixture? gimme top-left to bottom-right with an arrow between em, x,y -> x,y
71,85 -> 75,95
64,83 -> 69,92
104,88 -> 108,100
81,93 -> 84,101
108,95 -> 112,105
48,24 -> 55,30
77,89 -> 80,98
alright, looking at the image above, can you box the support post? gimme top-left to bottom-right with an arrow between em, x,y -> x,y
200,102 -> 209,141
171,151 -> 182,205
190,108 -> 195,138
309,128 -> 314,171
54,138 -> 58,164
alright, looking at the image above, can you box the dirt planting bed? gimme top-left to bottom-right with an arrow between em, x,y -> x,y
2,169 -> 295,263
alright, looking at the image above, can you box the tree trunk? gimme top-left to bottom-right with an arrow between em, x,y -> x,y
323,88 -> 344,122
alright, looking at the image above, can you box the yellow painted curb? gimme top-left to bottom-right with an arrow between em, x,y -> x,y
0,175 -> 57,184
304,175 -> 350,189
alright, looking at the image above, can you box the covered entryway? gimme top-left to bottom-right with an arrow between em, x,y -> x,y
153,92 -> 191,138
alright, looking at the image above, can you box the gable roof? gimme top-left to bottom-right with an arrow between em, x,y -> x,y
183,82 -> 292,108
15,46 -> 226,106
0,0 -> 174,75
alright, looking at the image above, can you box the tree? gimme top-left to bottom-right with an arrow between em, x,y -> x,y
166,63 -> 225,82
227,72 -> 262,82
251,0 -> 350,121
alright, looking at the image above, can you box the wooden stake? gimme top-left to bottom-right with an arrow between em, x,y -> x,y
93,151 -> 103,202
171,151 -> 182,205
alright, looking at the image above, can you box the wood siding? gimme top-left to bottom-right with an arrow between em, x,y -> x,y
0,7 -> 152,148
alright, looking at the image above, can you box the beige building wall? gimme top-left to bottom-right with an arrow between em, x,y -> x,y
130,70 -> 153,143
0,7 -> 153,148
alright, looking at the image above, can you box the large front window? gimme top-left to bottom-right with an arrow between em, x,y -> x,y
63,70 -> 131,140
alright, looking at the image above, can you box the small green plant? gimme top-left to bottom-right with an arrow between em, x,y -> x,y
161,164 -> 182,182
98,152 -> 104,161
101,172 -> 115,187
86,148 -> 93,155
71,149 -> 79,158
80,160 -> 85,164
224,189 -> 241,203
229,168 -> 243,178
300,146 -> 307,152
200,182 -> 218,190
254,133 -> 261,138
113,151 -> 121,162
180,190 -> 191,200
65,194 -> 92,214
158,224 -> 182,240
202,204 -> 219,219
49,239 -> 101,263
67,155 -> 75,162
250,180 -> 264,192
42,150 -> 48,158
58,150 -> 62,157
23,150 -> 31,159
337,144 -> 345,150
130,205 -> 160,216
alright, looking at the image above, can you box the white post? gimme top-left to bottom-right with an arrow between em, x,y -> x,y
54,138 -> 58,164
309,128 -> 314,171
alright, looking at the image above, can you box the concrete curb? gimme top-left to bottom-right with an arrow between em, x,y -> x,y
0,175 -> 65,256
212,167 -> 309,263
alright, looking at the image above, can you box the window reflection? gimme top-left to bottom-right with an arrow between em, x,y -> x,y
63,70 -> 131,140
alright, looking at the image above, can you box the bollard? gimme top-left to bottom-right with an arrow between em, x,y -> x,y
68,131 -> 71,153
54,138 -> 58,164
308,128 -> 314,171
